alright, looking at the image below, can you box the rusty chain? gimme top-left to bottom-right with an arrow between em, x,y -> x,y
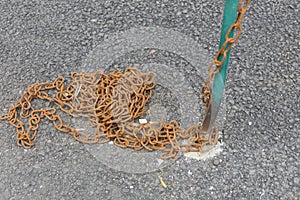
202,0 -> 251,106
0,0 -> 250,160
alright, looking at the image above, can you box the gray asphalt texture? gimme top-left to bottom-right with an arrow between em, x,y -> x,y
0,0 -> 299,199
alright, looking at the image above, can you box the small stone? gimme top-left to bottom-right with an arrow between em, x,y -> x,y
156,158 -> 164,166
122,188 -> 129,193
213,159 -> 220,166
294,177 -> 299,185
149,49 -> 156,54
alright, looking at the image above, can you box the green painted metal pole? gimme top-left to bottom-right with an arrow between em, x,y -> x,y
200,0 -> 239,137
213,0 -> 240,107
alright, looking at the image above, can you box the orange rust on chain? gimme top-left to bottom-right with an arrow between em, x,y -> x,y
0,68 -> 216,159
0,0 -> 250,159
201,0 -> 251,106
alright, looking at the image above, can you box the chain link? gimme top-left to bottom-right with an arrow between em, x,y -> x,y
202,0 -> 251,106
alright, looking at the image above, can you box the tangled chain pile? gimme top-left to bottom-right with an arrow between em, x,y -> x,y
0,67 -> 218,159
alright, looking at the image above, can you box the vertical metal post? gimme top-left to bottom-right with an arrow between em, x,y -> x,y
200,0 -> 240,137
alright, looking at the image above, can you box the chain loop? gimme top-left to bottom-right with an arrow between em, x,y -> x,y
202,0 -> 251,106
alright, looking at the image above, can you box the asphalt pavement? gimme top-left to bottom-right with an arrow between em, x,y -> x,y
0,0 -> 299,199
